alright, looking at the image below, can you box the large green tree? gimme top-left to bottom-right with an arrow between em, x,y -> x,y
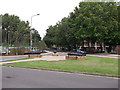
1,13 -> 41,48
44,2 -> 119,52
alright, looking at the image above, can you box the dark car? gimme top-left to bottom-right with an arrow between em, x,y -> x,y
68,49 -> 86,56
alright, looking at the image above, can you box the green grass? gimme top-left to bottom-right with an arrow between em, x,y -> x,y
5,56 -> 119,76
1,58 -> 32,62
60,54 -> 67,56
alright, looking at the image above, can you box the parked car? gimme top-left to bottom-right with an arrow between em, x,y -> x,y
0,46 -> 10,55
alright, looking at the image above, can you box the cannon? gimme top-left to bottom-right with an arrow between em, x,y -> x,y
68,49 -> 86,56
66,49 -> 86,60
24,51 -> 41,55
24,51 -> 42,58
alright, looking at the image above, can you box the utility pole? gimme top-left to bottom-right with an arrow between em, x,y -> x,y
30,14 -> 40,51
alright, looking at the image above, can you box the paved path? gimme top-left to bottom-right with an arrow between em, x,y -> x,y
0,56 -> 65,65
2,66 -> 118,88
40,56 -> 65,61
0,55 -> 28,61
87,54 -> 119,59
54,51 -> 119,59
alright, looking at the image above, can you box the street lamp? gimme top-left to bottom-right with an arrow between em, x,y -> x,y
30,14 -> 40,50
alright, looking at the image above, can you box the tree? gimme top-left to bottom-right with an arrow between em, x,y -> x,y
1,13 -> 42,54
44,2 -> 119,53
2,13 -> 41,48
38,40 -> 47,51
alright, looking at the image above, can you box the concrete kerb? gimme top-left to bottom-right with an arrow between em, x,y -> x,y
87,54 -> 119,59
3,65 -> 120,79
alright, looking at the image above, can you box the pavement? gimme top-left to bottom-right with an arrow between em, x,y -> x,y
0,56 -> 66,65
0,55 -> 28,61
87,54 -> 119,59
40,56 -> 65,61
57,52 -> 119,59
2,66 -> 118,88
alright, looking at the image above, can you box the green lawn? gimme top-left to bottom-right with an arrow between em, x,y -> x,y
1,58 -> 31,62
60,54 -> 67,56
5,56 -> 119,76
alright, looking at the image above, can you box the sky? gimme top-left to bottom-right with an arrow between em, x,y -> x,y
1,0 -> 119,39
0,0 -> 82,39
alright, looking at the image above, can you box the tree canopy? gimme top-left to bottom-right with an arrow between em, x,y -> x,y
44,2 -> 120,52
1,13 -> 41,48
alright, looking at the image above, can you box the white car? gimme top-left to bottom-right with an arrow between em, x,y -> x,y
0,46 -> 10,55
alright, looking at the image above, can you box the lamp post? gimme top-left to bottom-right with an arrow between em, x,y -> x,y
30,14 -> 40,50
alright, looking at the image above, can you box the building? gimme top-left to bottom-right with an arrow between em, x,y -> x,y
80,40 -> 120,54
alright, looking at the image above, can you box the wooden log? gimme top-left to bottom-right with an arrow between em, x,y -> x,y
77,56 -> 82,60
65,56 -> 69,59
28,54 -> 42,58
81,56 -> 86,59
66,56 -> 86,60
77,56 -> 86,60
65,56 -> 77,60
52,53 -> 58,56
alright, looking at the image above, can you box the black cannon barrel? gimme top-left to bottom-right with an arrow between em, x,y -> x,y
24,51 -> 41,55
68,49 -> 86,56
68,53 -> 83,56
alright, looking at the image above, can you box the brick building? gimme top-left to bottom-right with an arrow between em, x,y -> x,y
79,40 -> 120,54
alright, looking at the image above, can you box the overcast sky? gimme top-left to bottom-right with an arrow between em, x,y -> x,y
0,0 -> 83,39
1,0 -> 119,39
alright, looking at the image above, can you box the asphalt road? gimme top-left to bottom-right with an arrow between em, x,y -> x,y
0,55 -> 28,61
2,66 -> 118,88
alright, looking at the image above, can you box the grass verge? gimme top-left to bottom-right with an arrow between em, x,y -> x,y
60,54 -> 67,56
5,56 -> 119,76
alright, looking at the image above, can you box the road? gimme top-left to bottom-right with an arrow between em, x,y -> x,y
0,55 -> 28,61
2,66 -> 118,88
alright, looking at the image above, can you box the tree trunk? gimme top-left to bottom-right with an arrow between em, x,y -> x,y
108,45 -> 112,53
103,42 -> 108,54
100,43 -> 103,53
88,42 -> 91,52
67,45 -> 71,51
